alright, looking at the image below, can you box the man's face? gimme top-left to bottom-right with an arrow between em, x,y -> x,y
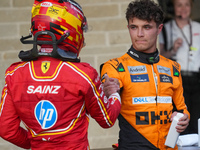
128,17 -> 163,53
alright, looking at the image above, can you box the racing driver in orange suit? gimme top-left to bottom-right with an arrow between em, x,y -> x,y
100,0 -> 190,150
0,0 -> 121,150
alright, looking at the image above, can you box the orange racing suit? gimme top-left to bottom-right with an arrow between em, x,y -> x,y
100,47 -> 190,150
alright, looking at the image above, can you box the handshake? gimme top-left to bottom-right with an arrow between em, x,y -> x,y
103,74 -> 120,98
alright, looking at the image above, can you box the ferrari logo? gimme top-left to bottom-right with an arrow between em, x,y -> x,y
41,61 -> 50,74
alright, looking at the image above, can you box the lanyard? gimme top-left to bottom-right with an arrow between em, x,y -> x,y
175,20 -> 193,71
175,20 -> 193,50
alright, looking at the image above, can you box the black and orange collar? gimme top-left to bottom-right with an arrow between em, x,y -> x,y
127,46 -> 159,64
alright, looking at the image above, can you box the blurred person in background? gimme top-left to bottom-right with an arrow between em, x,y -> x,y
159,0 -> 200,135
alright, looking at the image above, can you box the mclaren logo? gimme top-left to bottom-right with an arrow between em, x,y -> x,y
41,61 -> 50,74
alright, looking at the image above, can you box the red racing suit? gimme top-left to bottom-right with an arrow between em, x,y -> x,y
101,47 -> 190,150
0,56 -> 121,150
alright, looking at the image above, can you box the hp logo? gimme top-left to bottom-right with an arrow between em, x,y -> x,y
34,100 -> 58,129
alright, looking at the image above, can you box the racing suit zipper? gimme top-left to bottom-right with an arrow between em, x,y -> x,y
151,65 -> 158,101
151,65 -> 160,148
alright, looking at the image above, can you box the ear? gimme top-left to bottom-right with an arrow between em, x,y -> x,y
157,24 -> 163,35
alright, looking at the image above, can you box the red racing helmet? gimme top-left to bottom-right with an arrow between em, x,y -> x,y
31,0 -> 88,57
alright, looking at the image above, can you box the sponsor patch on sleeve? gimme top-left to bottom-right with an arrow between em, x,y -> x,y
173,65 -> 179,77
117,63 -> 125,72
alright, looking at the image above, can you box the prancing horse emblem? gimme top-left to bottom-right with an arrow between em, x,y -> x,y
41,61 -> 50,74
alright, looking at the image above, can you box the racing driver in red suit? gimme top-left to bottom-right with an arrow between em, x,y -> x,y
0,0 -> 121,149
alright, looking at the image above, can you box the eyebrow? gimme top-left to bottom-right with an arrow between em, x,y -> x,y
144,24 -> 153,27
128,24 -> 153,27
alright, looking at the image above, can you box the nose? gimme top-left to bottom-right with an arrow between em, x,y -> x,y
137,28 -> 144,37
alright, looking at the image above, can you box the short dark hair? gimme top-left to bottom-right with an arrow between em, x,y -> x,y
126,0 -> 164,26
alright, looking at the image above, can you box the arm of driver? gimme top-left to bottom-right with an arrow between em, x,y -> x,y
103,74 -> 120,99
